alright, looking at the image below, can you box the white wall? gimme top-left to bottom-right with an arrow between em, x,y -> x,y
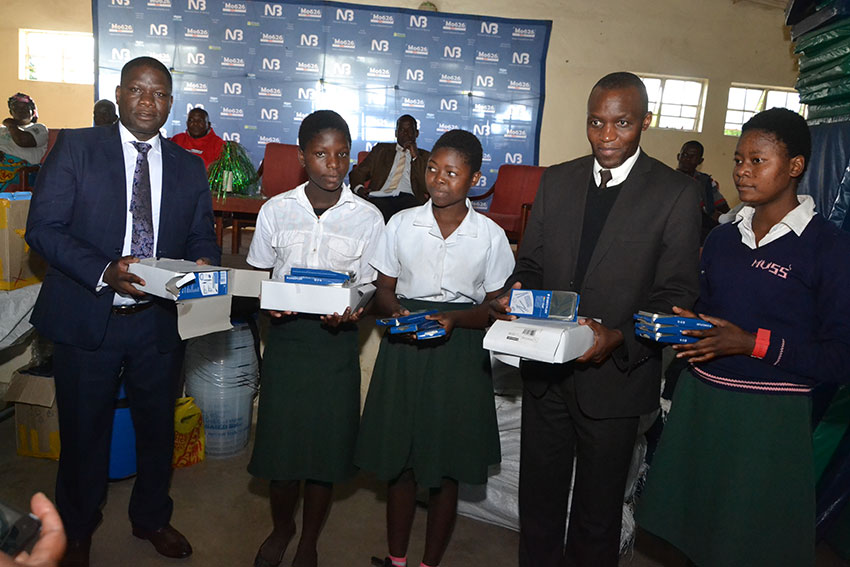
2,0 -> 797,204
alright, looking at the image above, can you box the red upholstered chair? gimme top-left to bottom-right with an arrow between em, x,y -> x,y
357,150 -> 369,165
469,164 -> 545,244
260,142 -> 308,197
230,143 -> 308,253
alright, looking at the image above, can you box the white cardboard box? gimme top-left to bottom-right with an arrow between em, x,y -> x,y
483,318 -> 595,365
128,258 -> 269,340
260,280 -> 375,315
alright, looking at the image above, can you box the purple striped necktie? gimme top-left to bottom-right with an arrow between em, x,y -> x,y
130,141 -> 154,258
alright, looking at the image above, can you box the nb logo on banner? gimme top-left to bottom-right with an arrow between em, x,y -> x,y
443,46 -> 461,59
224,82 -> 242,95
475,75 -> 494,88
264,4 -> 282,16
440,99 -> 458,111
111,48 -> 131,61
405,69 -> 424,81
336,8 -> 354,21
513,52 -> 530,65
505,152 -> 523,164
225,28 -> 243,41
409,15 -> 427,28
480,22 -> 498,35
149,24 -> 168,36
261,108 -> 279,120
111,0 -> 130,5
477,175 -> 488,187
332,63 -> 351,76
262,58 -> 281,70
186,103 -> 204,113
222,133 -> 241,142
188,0 -> 206,10
473,123 -> 491,136
298,88 -> 317,99
300,34 -> 319,46
371,39 -> 389,52
187,52 -> 205,65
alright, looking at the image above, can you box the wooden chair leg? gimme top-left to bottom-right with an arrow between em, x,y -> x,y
232,219 -> 241,255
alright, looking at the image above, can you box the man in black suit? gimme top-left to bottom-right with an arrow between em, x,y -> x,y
492,72 -> 701,566
349,114 -> 430,222
26,57 -> 220,567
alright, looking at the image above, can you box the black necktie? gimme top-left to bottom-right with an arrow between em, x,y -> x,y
130,141 -> 154,258
599,169 -> 613,190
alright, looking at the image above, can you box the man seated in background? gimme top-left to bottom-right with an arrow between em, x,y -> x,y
676,140 -> 730,243
349,114 -> 430,221
92,100 -> 118,126
170,108 -> 225,169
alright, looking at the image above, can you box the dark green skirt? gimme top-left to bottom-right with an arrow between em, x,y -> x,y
636,368 -> 815,567
354,299 -> 501,488
248,316 -> 360,483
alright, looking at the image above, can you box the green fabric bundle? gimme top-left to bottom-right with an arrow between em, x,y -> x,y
208,141 -> 260,198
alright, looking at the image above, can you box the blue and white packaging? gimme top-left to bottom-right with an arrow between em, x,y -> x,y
509,289 -> 580,321
483,318 -> 595,364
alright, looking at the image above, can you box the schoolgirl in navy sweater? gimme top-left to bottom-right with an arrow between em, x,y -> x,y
637,108 -> 850,567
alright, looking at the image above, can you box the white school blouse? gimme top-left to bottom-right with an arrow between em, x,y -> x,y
370,200 -> 515,304
247,182 -> 385,284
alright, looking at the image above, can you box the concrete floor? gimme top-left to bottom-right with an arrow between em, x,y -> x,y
0,228 -> 846,566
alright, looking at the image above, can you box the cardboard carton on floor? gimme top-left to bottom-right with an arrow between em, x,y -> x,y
260,280 -> 376,315
0,194 -> 47,291
4,365 -> 59,460
128,258 -> 269,340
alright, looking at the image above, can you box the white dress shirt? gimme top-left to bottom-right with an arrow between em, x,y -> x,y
370,200 -> 515,304
734,194 -> 816,249
592,147 -> 641,187
372,144 -> 414,198
247,182 -> 385,284
102,123 -> 164,305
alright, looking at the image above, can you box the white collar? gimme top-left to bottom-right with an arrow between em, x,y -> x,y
593,147 -> 641,187
286,182 -> 357,216
119,121 -> 162,153
413,199 -> 479,238
735,194 -> 816,237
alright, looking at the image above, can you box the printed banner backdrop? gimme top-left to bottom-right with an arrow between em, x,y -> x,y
93,0 -> 551,204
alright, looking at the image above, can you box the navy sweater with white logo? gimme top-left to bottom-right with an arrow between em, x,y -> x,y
692,214 -> 850,395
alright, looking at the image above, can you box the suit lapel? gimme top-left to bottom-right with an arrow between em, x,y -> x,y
158,135 -> 177,252
584,153 -> 651,280
555,158 -> 593,285
102,125 -> 129,245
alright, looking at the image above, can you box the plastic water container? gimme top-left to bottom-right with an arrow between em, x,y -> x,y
109,385 -> 137,480
184,323 -> 258,458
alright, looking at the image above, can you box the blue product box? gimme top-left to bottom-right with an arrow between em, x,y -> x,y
509,289 -> 580,321
175,269 -> 229,299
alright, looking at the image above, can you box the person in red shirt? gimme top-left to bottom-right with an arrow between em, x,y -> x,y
171,108 -> 225,169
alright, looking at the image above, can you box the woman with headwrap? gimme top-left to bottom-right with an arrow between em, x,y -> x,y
0,93 -> 49,191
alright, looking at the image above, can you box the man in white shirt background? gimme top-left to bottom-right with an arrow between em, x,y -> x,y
350,114 -> 431,222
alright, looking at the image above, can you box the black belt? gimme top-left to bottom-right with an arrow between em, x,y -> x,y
111,302 -> 154,315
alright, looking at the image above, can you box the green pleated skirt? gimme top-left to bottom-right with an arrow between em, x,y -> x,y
354,299 -> 501,488
248,316 -> 360,483
636,368 -> 815,567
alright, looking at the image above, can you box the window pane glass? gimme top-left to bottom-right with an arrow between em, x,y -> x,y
659,116 -> 693,130
728,87 -> 746,110
681,105 -> 697,118
661,103 -> 682,117
765,90 -> 788,109
744,88 -> 764,111
642,78 -> 662,103
19,29 -> 93,85
662,80 -> 686,104
683,81 -> 703,103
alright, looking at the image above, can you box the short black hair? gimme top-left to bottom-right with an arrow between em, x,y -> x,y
298,110 -> 351,150
592,72 -> 649,116
741,107 -> 811,173
397,114 -> 417,129
432,129 -> 483,173
188,107 -> 209,119
681,140 -> 704,157
120,56 -> 172,92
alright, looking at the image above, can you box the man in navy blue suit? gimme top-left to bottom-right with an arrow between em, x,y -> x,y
26,57 -> 220,567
